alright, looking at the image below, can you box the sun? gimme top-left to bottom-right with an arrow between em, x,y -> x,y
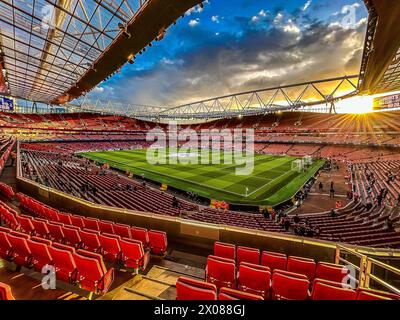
336,95 -> 374,114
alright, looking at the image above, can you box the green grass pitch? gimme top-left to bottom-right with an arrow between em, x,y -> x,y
79,149 -> 325,206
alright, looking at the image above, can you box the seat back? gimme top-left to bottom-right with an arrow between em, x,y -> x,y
148,230 -> 167,255
176,277 -> 217,300
0,231 -> 12,260
237,246 -> 260,265
218,287 -> 264,300
131,227 -> 149,247
48,246 -> 76,283
261,251 -> 287,271
47,223 -> 65,242
238,262 -> 271,297
82,217 -> 99,231
70,215 -> 85,229
206,255 -> 236,289
113,223 -> 131,238
27,239 -> 52,272
287,256 -> 316,281
7,233 -> 32,266
57,212 -> 72,225
98,234 -> 121,262
311,280 -> 356,300
315,262 -> 349,283
98,220 -> 114,234
17,215 -> 34,234
214,242 -> 235,260
79,230 -> 101,252
62,226 -> 82,247
31,219 -> 49,238
119,238 -> 145,269
272,270 -> 310,300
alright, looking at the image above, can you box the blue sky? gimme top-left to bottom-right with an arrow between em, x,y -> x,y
86,0 -> 367,107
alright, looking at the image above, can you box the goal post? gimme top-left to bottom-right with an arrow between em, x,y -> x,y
291,159 -> 304,173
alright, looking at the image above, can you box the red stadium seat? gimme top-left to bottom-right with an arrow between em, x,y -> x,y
119,238 -> 150,271
261,251 -> 287,271
62,226 -> 82,248
214,242 -> 235,260
57,212 -> 72,225
238,262 -> 271,299
236,246 -> 260,265
79,230 -> 101,253
47,223 -> 65,242
17,215 -> 35,235
0,231 -> 13,260
315,262 -> 349,283
131,227 -> 149,248
356,288 -> 400,300
70,215 -> 85,229
218,287 -> 263,300
148,230 -> 167,255
206,255 -> 236,289
73,251 -> 114,294
98,233 -> 122,263
48,246 -> 77,284
98,220 -> 114,234
0,282 -> 15,300
31,219 -> 50,238
311,280 -> 356,300
27,239 -> 52,272
271,269 -> 310,300
52,242 -> 75,253
82,217 -> 99,231
113,223 -> 131,239
176,277 -> 217,300
7,233 -> 32,267
287,256 -> 316,281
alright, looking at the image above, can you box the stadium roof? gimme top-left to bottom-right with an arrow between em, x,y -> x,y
358,0 -> 400,94
0,0 -> 202,104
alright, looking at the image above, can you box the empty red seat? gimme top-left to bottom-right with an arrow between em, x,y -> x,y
62,226 -> 82,248
315,262 -> 349,283
218,287 -> 263,300
98,233 -> 122,263
82,217 -> 99,231
206,255 -> 236,289
214,242 -> 235,260
48,246 -> 77,284
120,238 -> 150,271
148,230 -> 167,255
70,215 -> 85,229
238,262 -> 271,299
31,219 -> 50,238
272,270 -> 310,300
98,220 -> 114,234
73,251 -> 114,294
287,256 -> 316,281
17,215 -> 35,234
176,277 -> 217,300
356,288 -> 400,300
311,280 -> 356,300
7,233 -> 32,267
27,239 -> 52,272
79,230 -> 101,253
261,251 -> 287,271
0,282 -> 15,300
113,223 -> 131,238
237,246 -> 260,265
0,231 -> 12,260
57,212 -> 72,225
131,227 -> 149,248
47,223 -> 64,242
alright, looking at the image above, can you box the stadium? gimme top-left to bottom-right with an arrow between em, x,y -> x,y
0,0 -> 400,304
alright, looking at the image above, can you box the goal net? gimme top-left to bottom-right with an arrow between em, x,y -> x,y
291,159 -> 304,173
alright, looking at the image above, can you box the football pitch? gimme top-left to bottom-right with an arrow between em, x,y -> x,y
79,149 -> 325,206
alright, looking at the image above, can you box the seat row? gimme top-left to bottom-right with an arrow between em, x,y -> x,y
16,192 -> 167,255
177,272 -> 399,300
0,182 -> 15,200
13,214 -> 150,271
213,241 -> 344,282
0,226 -> 114,295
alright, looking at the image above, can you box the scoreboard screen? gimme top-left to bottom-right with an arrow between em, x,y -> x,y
373,94 -> 400,110
0,97 -> 14,111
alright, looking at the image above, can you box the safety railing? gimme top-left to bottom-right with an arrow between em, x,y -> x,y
335,244 -> 400,295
